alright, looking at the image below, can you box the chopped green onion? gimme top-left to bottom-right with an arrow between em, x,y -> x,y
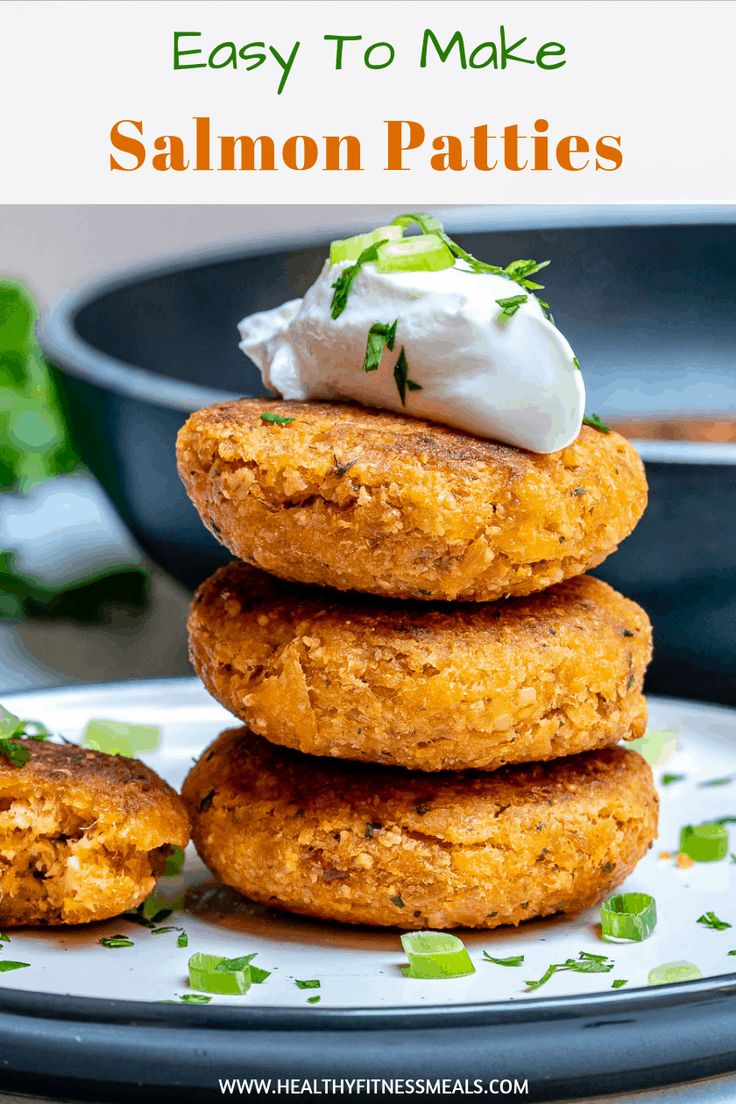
163,845 -> 185,877
583,414 -> 611,434
661,773 -> 686,786
391,213 -> 444,234
629,729 -> 678,765
151,927 -> 178,936
699,776 -> 734,788
376,234 -> 454,274
99,935 -> 134,948
482,952 -> 524,967
728,950 -> 736,956
177,932 -> 189,948
188,952 -> 251,996
713,817 -> 736,825
330,225 -> 402,265
83,719 -> 160,757
679,823 -> 729,862
495,293 -> 528,322
179,993 -> 211,1004
600,892 -> 657,943
363,320 -> 397,372
573,356 -> 581,371
295,978 -> 320,990
697,911 -> 732,931
648,961 -> 702,986
0,961 -> 30,972
392,348 -> 421,406
307,995 -> 321,1004
260,412 -> 294,426
611,979 -> 628,989
400,931 -> 475,979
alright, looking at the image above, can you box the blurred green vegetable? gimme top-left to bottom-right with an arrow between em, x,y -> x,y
0,280 -> 146,621
0,281 -> 77,492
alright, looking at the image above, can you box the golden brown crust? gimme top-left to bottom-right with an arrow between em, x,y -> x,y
183,730 -> 658,929
0,741 -> 190,926
189,565 -> 651,771
176,399 -> 647,601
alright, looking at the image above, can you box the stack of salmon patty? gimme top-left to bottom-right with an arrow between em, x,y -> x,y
178,399 -> 658,929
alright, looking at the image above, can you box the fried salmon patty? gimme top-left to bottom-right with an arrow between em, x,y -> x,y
176,400 -> 647,602
183,730 -> 658,929
0,740 -> 190,926
189,565 -> 651,772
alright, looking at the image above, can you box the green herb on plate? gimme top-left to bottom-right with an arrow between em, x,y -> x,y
482,952 -> 525,967
99,935 -> 135,949
699,777 -> 734,788
260,412 -> 295,426
661,773 -> 686,786
162,845 -> 185,877
697,911 -> 732,932
611,979 -> 628,989
307,995 -> 321,1004
295,978 -> 321,990
179,993 -> 211,1004
525,951 -> 614,991
177,932 -> 189,948
331,241 -> 387,318
0,960 -> 30,972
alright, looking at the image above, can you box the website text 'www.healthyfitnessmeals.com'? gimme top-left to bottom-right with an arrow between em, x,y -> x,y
219,1077 -> 530,1096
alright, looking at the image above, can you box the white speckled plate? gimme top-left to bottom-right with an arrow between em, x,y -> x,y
1,678 -> 736,1009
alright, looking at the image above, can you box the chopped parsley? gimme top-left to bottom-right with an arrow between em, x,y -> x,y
295,978 -> 320,990
99,935 -> 135,949
307,995 -> 321,1004
390,895 -> 405,909
495,294 -> 528,322
177,932 -> 189,948
0,737 -> 29,768
573,356 -> 581,371
331,240 -> 387,318
482,952 -> 525,967
162,845 -> 185,877
699,777 -> 734,788
0,933 -> 9,943
363,320 -> 397,372
525,950 -> 615,991
179,993 -> 211,1004
151,927 -> 178,936
697,911 -> 732,932
392,348 -> 421,405
583,413 -> 611,434
713,817 -> 736,825
0,960 -> 30,972
260,412 -> 294,426
661,773 -> 686,786
611,978 -> 628,989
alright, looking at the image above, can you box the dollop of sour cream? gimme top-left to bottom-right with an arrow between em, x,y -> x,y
238,258 -> 585,453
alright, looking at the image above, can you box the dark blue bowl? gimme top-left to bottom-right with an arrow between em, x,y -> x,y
39,209 -> 736,704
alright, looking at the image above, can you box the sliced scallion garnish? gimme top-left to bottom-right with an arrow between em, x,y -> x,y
330,225 -> 402,265
99,935 -> 135,949
679,823 -> 729,863
83,719 -> 160,757
163,845 -> 186,877
600,892 -> 657,943
400,931 -> 475,979
375,234 -> 454,274
648,961 -> 702,986
188,952 -> 251,996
